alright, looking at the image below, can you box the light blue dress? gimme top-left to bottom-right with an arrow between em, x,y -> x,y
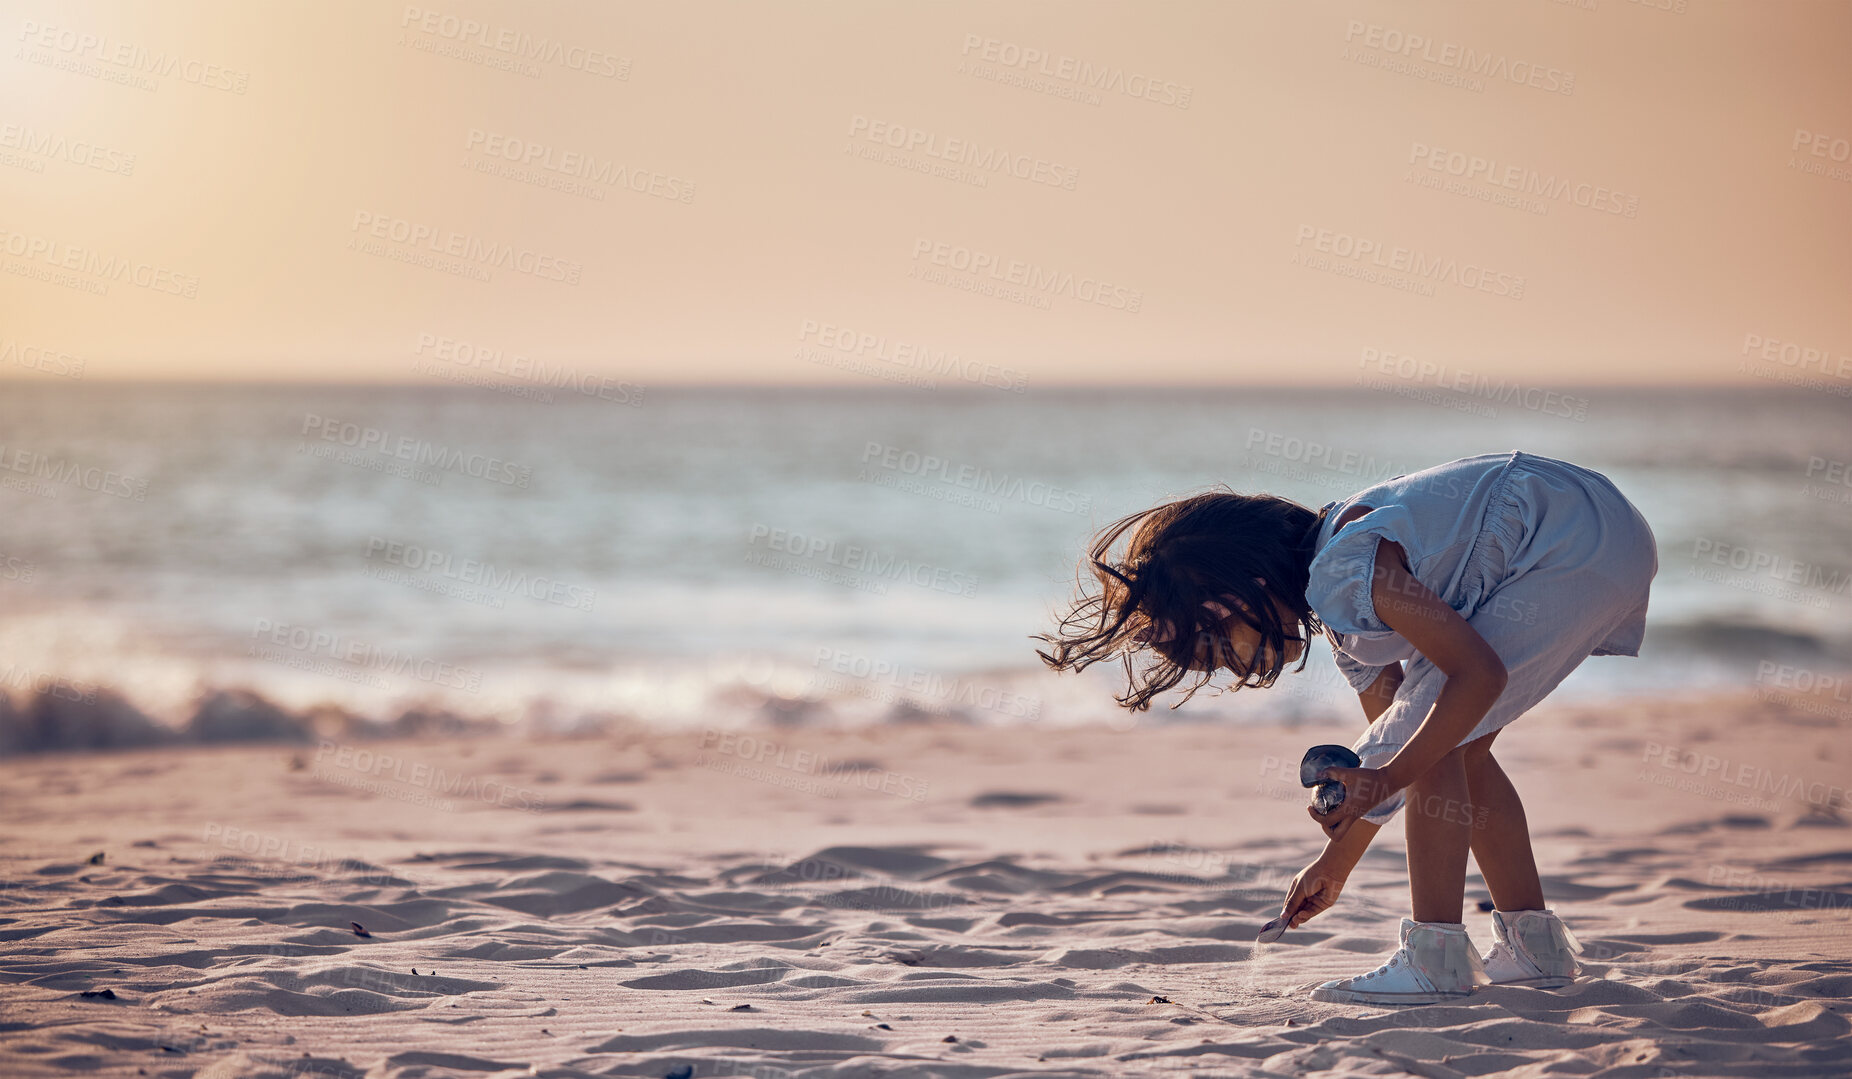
1304,450 -> 1658,827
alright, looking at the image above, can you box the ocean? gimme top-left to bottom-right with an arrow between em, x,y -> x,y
1,381 -> 1847,743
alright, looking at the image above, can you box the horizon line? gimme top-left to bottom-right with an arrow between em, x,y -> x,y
0,376 -> 1833,392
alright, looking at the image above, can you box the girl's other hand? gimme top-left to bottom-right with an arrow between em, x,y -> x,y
1281,855 -> 1347,929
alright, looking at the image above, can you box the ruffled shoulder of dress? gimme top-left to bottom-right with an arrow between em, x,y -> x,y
1328,639 -> 1389,693
1305,503 -> 1420,637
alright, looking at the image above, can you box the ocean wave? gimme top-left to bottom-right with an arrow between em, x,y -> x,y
1646,617 -> 1838,658
4,631 -> 1842,755
0,680 -> 1031,756
0,683 -> 563,755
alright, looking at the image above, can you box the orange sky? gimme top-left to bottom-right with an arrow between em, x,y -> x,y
1,0 -> 1849,385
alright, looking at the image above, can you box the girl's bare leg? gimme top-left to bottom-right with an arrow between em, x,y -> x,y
1404,745 -> 1474,923
1461,745 -> 1547,911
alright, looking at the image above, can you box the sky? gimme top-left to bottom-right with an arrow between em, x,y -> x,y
1,0 -> 1849,386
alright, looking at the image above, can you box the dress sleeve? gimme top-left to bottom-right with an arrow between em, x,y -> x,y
1305,504 -> 1421,638
1328,635 -> 1389,695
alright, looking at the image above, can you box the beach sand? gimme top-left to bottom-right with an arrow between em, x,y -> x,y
2,687 -> 1849,1077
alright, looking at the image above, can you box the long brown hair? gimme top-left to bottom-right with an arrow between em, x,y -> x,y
1035,489 -> 1331,711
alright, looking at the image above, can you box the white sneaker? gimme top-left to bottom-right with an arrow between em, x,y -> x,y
1481,907 -> 1582,988
1309,918 -> 1490,1005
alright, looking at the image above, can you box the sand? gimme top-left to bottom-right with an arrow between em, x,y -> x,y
2,686 -> 1850,1077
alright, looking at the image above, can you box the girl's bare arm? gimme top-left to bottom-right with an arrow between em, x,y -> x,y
1368,538 -> 1508,793
1306,537 -> 1508,842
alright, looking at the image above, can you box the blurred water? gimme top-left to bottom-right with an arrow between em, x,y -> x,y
0,382 -> 1846,733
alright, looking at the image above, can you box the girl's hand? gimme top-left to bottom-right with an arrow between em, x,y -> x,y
1307,765 -> 1398,843
1280,855 -> 1348,929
